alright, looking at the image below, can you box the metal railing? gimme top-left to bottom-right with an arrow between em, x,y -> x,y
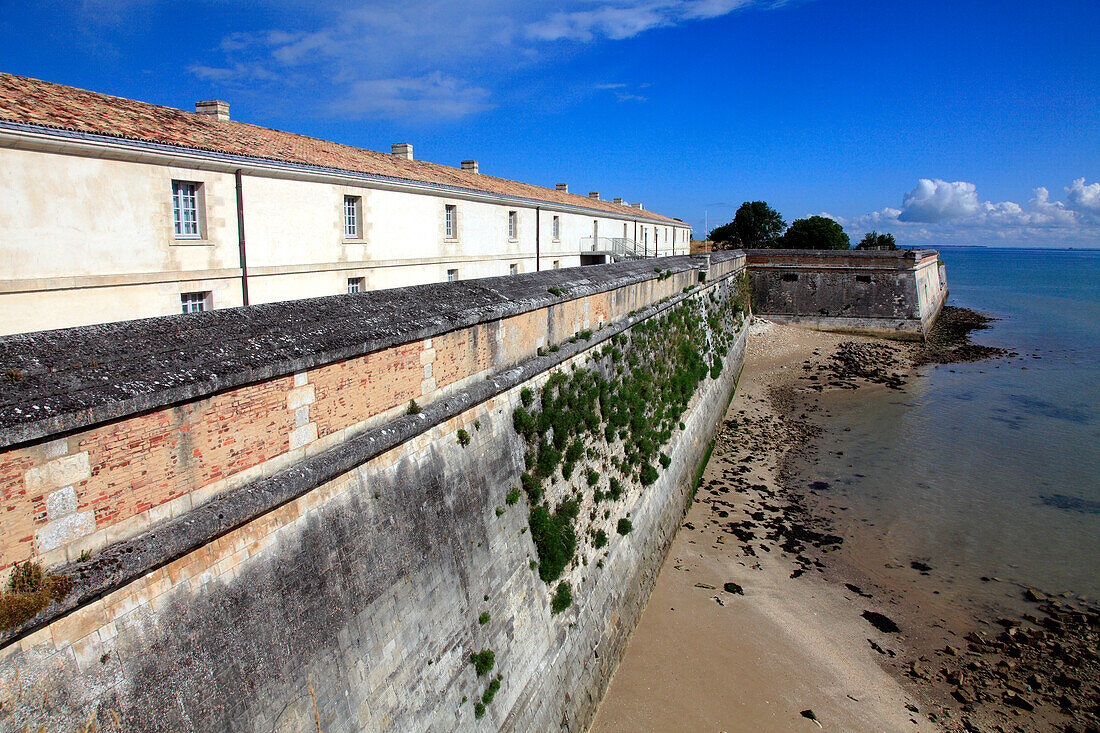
579,236 -> 643,260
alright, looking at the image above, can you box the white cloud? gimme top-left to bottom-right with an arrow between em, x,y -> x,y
525,0 -> 763,41
595,82 -> 649,102
1066,177 -> 1100,219
190,0 -> 783,121
897,179 -> 980,223
843,178 -> 1100,247
328,73 -> 494,120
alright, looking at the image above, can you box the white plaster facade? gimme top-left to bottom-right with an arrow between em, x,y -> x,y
0,109 -> 691,336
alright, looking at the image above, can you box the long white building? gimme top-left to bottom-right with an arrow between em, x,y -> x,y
0,73 -> 691,336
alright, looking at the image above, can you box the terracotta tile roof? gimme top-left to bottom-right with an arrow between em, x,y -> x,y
0,73 -> 683,225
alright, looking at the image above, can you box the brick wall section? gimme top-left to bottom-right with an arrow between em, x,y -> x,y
0,256 -> 735,570
310,344 -> 422,440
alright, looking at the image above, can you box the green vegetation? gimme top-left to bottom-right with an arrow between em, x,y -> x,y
406,399 -> 421,415
0,562 -> 71,631
550,582 -> 573,614
856,230 -> 897,250
710,201 -> 860,250
479,611 -> 490,625
495,506 -> 505,517
548,287 -> 563,296
506,488 -> 521,505
782,215 -> 850,250
475,702 -> 486,718
529,500 -> 579,582
482,676 -> 502,704
709,201 -> 786,249
504,277 -> 744,621
457,429 -> 471,447
470,649 -> 495,676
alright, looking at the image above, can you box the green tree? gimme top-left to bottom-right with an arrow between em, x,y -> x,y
782,216 -> 850,250
709,201 -> 786,249
707,221 -> 737,246
855,231 -> 897,250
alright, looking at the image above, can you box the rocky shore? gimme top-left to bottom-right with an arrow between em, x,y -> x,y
593,312 -> 1097,733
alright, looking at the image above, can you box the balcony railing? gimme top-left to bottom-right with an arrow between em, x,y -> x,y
579,236 -> 643,260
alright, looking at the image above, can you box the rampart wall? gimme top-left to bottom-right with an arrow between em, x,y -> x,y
0,252 -> 747,731
745,248 -> 947,339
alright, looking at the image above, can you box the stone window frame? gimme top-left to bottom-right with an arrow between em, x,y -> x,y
447,268 -> 458,283
343,195 -> 363,239
552,215 -> 561,242
171,180 -> 205,241
444,204 -> 459,240
508,210 -> 518,241
180,291 -> 211,313
347,277 -> 364,294
509,263 -> 519,276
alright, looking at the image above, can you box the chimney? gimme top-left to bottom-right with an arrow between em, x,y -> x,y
556,183 -> 569,192
631,202 -> 644,210
391,143 -> 414,160
195,100 -> 230,122
613,197 -> 625,205
461,160 -> 479,174
588,192 -> 600,200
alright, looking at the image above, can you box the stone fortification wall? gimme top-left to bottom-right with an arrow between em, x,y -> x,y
745,248 -> 947,339
0,251 -> 747,731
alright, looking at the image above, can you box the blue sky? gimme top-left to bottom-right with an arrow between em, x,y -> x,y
3,0 -> 1098,246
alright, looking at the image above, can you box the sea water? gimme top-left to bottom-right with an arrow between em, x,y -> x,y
806,247 -> 1100,606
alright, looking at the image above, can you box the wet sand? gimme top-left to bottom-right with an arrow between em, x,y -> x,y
591,323 -> 936,732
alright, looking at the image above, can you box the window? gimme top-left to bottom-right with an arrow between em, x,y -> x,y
508,211 -> 518,240
348,277 -> 364,293
593,220 -> 598,240
180,291 -> 209,313
445,205 -> 457,239
782,273 -> 799,282
553,260 -> 560,269
552,216 -> 561,242
510,263 -> 519,276
447,268 -> 458,283
623,223 -> 628,238
172,181 -> 200,237
344,196 -> 361,238
856,274 -> 872,283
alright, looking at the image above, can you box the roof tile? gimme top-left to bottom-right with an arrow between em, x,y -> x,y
0,73 -> 682,224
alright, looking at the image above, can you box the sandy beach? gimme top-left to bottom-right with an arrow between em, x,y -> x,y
590,318 -> 1099,733
591,322 -> 936,732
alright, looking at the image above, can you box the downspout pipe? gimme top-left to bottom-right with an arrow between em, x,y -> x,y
234,169 -> 249,306
535,206 -> 541,271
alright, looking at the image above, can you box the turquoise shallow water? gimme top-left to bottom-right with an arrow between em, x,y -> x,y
806,247 -> 1100,603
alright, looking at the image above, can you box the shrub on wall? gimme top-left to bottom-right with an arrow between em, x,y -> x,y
529,500 -> 579,582
550,582 -> 573,614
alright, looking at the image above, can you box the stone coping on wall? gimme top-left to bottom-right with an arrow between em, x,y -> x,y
0,251 -> 743,448
744,248 -> 939,268
0,266 -> 745,649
